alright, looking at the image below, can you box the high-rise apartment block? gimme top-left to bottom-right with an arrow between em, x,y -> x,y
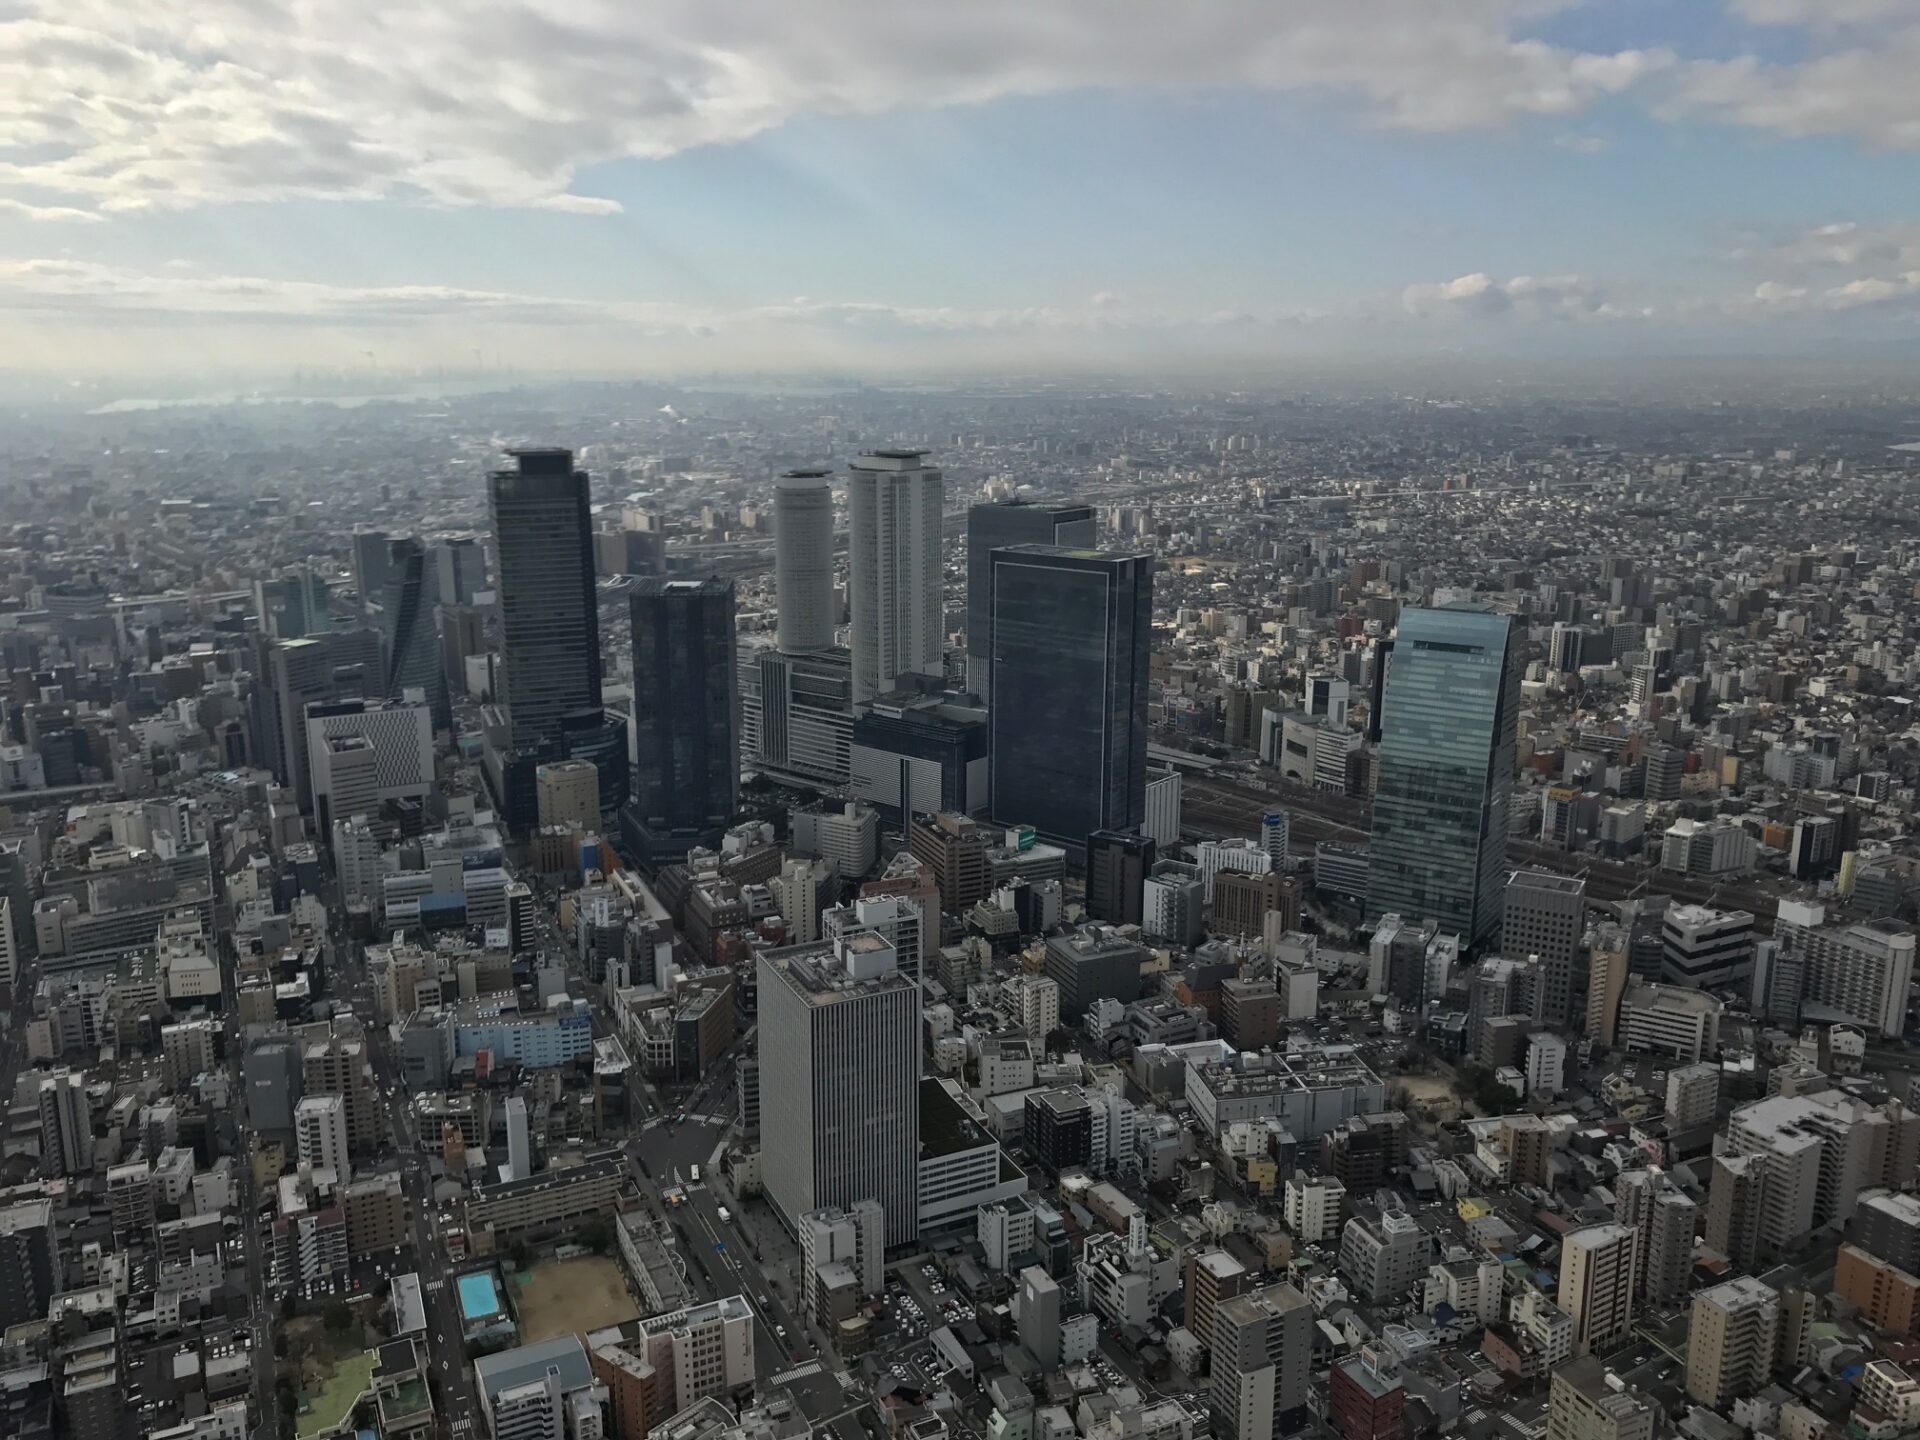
1558,1223 -> 1637,1356
1686,1277 -> 1780,1408
1211,1282 -> 1314,1440
1366,607 -> 1519,947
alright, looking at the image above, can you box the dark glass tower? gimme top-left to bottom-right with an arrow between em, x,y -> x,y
987,545 -> 1152,854
1364,605 -> 1520,948
625,577 -> 738,860
381,537 -> 451,731
966,500 -> 1096,698
488,448 -> 602,754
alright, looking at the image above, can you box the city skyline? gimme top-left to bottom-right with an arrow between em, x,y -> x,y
6,4 -> 1920,377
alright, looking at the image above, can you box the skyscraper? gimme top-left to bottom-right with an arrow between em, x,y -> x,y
260,634 -> 338,810
381,536 -> 451,731
1211,1282 -> 1314,1440
625,577 -> 737,861
757,931 -> 921,1247
351,528 -> 392,616
988,545 -> 1152,854
1365,606 -> 1520,948
431,535 -> 485,607
489,447 -> 602,754
965,498 -> 1096,698
847,450 -> 943,707
775,468 -> 837,654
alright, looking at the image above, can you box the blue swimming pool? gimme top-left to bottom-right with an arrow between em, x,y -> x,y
456,1271 -> 502,1321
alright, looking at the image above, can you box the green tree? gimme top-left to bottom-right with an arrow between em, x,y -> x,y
323,1300 -> 353,1334
580,1219 -> 612,1255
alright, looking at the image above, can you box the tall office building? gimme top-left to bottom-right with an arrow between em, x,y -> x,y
1558,1223 -> 1637,1356
625,578 -> 737,860
847,450 -> 944,707
254,568 -> 331,639
1086,830 -> 1154,927
381,536 -> 451,730
431,535 -> 485,607
775,469 -> 837,654
1211,1282 -> 1314,1440
1365,606 -> 1519,948
1686,1277 -> 1780,1408
1705,1151 -> 1768,1270
257,634 -> 337,807
351,528 -> 392,615
965,498 -> 1096,698
489,447 -> 602,753
987,545 -> 1153,854
757,931 -> 920,1246
1503,869 -> 1586,1026
1548,1356 -> 1654,1440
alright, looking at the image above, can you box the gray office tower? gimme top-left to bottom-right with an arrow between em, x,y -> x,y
624,578 -> 738,862
988,546 -> 1152,854
351,529 -> 391,615
1365,606 -> 1520,949
758,934 -> 921,1247
381,537 -> 451,731
775,469 -> 837,654
966,499 -> 1096,698
489,448 -> 602,754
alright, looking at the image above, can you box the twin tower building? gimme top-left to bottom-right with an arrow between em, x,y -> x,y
484,446 -> 1153,864
760,450 -> 1153,860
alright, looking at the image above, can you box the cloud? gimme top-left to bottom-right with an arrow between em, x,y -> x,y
0,198 -> 103,223
1729,0 -> 1910,28
1669,38 -> 1920,150
1401,272 -> 1626,320
0,1 -> 1672,217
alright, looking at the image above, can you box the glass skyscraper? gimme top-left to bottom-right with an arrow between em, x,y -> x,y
625,577 -> 738,860
380,536 -> 451,731
488,448 -> 602,754
1364,605 -> 1520,948
965,499 -> 1095,698
987,544 -> 1152,854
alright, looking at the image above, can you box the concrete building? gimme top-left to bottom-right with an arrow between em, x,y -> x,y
295,1093 -> 351,1182
1558,1224 -> 1637,1356
1666,1062 -> 1721,1131
1547,1356 -> 1654,1440
848,450 -> 943,707
757,932 -> 920,1246
1503,869 -> 1586,1027
1282,1174 -> 1345,1245
536,760 -> 601,833
1338,1211 -> 1427,1303
1617,979 -> 1722,1062
1660,905 -> 1757,991
774,469 -> 838,655
1687,1277 -> 1780,1408
1211,1282 -> 1313,1440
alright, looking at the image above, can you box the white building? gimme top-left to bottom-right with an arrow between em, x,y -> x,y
1526,1032 -> 1567,1098
1776,900 -> 1916,1038
295,1094 -> 350,1183
848,450 -> 944,707
791,802 -> 881,878
1282,1174 -> 1345,1245
798,1199 -> 886,1317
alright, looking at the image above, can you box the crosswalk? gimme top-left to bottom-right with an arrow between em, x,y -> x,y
772,1360 -> 823,1385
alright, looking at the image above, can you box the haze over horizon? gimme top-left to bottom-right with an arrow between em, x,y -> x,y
6,1 -> 1920,377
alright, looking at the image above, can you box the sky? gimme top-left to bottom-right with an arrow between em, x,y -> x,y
4,0 -> 1920,380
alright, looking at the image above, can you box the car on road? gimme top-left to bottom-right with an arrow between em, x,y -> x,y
717,1205 -> 731,1223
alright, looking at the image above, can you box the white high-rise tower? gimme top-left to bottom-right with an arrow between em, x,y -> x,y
848,450 -> 944,707
774,468 -> 836,654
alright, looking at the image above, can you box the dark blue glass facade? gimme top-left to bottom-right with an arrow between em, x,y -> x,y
1364,606 -> 1519,947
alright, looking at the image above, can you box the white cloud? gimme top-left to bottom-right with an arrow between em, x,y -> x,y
0,198 -> 103,222
1401,271 -> 1625,320
0,1 -> 1672,217
1670,38 -> 1920,150
1729,0 -> 1910,29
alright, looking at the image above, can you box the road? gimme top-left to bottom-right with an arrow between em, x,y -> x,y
1181,771 -> 1787,928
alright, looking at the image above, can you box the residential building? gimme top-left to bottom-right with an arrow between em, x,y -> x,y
1210,1282 -> 1313,1440
1558,1224 -> 1637,1356
1687,1278 -> 1780,1408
